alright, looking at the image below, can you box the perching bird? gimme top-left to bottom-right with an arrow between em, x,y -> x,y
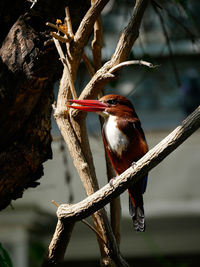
68,94 -> 148,232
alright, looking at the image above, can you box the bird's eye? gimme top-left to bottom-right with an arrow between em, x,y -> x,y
107,99 -> 117,105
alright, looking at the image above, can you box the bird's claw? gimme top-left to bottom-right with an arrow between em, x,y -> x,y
131,161 -> 136,168
109,178 -> 115,187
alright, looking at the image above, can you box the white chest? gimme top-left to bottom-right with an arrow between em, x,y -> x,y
104,115 -> 129,156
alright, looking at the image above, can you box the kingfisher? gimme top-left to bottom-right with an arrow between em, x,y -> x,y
67,94 -> 148,232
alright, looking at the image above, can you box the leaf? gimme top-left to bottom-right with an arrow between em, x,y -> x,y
0,243 -> 13,267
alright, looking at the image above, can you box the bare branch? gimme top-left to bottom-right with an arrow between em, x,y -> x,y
82,52 -> 95,77
167,11 -> 196,43
53,38 -> 77,99
65,7 -> 74,38
46,22 -> 72,41
47,105 -> 200,266
54,110 -> 128,266
78,0 -> 150,101
57,106 -> 200,221
53,37 -> 66,63
42,219 -> 75,267
111,0 -> 149,64
109,60 -> 156,74
81,219 -> 106,245
90,0 -> 121,243
50,32 -> 72,43
73,0 -> 110,58
51,1 -> 150,265
91,0 -> 103,72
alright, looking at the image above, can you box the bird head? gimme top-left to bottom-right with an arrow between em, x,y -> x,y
67,94 -> 137,119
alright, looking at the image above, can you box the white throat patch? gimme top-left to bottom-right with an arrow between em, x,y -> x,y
104,115 -> 128,156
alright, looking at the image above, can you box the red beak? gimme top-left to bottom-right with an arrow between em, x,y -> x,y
67,99 -> 108,113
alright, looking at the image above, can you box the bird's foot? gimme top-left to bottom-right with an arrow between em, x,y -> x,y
109,177 -> 116,187
131,161 -> 136,168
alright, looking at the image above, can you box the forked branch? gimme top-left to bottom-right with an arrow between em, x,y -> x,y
77,0 -> 149,102
46,1 -> 150,266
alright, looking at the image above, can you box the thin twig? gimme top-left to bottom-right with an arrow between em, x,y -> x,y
167,12 -> 196,43
91,0 -> 103,72
64,7 -> 74,60
64,62 -> 78,100
151,1 -> 196,43
81,219 -> 107,245
51,201 -> 106,245
46,22 -> 73,41
46,22 -> 60,31
65,7 -> 74,38
53,37 -> 66,63
52,200 -> 60,207
82,52 -> 95,77
53,37 -> 77,99
28,0 -> 37,9
109,60 -> 157,73
152,3 -> 181,87
51,32 -> 72,43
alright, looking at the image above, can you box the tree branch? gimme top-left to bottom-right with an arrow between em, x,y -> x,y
42,219 -> 75,267
51,1 -> 150,265
73,0 -> 109,57
82,51 -> 95,76
91,0 -> 103,72
57,106 -> 200,221
109,60 -> 156,74
111,0 -> 149,64
54,41 -> 128,266
77,0 -> 150,102
0,13 -> 57,210
46,106 -> 200,266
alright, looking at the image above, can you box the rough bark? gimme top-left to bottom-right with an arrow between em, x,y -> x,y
46,1 -> 149,266
0,0 -> 90,210
42,219 -> 75,267
0,14 -> 55,209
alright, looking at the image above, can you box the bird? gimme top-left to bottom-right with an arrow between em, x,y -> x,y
67,94 -> 148,232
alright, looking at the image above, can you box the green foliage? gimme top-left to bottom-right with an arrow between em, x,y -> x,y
0,243 -> 13,267
30,241 -> 46,267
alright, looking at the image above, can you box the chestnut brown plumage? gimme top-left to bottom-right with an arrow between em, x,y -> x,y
68,94 -> 148,231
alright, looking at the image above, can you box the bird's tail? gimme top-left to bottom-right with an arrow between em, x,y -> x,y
128,189 -> 145,232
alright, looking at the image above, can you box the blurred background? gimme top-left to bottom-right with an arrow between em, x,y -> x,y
0,0 -> 200,266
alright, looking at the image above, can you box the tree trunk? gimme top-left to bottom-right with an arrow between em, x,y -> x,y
0,0 -> 90,210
